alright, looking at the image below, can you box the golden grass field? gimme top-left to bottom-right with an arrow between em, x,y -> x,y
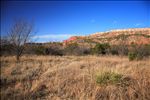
1,55 -> 150,100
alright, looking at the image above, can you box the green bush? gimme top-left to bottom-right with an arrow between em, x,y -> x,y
128,52 -> 137,61
92,43 -> 110,55
96,71 -> 123,85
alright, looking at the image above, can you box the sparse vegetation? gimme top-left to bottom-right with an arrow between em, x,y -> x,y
63,43 -> 91,55
128,52 -> 137,61
33,45 -> 46,55
1,27 -> 150,99
92,43 -> 110,55
1,55 -> 150,100
128,44 -> 150,60
96,71 -> 123,85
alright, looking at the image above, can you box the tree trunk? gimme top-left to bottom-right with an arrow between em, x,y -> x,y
16,54 -> 20,62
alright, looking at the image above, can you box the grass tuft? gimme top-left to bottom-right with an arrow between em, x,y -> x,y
96,71 -> 123,85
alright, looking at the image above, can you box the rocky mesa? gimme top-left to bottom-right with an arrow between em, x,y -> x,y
63,28 -> 150,46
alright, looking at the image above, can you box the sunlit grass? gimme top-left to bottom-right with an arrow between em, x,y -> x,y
1,55 -> 150,100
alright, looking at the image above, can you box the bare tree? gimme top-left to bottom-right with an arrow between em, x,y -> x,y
8,19 -> 34,61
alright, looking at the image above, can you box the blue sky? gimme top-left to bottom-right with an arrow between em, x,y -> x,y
1,1 -> 150,42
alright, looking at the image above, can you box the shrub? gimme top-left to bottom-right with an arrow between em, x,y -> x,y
0,43 -> 14,56
46,47 -> 63,56
128,52 -> 137,61
34,46 -> 46,55
92,43 -> 110,55
25,44 -> 63,56
128,44 -> 150,60
63,43 -> 89,55
117,44 -> 129,55
96,71 -> 123,85
136,44 -> 150,59
110,45 -> 119,55
63,43 -> 78,55
0,38 -> 14,56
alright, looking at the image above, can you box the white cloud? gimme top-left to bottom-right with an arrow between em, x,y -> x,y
32,34 -> 78,42
33,34 -> 74,39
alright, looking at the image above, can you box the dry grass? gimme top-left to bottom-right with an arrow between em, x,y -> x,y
1,55 -> 150,100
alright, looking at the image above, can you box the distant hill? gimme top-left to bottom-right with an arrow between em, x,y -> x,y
63,28 -> 150,47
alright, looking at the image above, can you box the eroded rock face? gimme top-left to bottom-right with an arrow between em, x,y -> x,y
63,36 -> 78,43
63,36 -> 78,46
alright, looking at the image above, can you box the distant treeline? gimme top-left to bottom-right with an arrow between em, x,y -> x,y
1,39 -> 150,60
